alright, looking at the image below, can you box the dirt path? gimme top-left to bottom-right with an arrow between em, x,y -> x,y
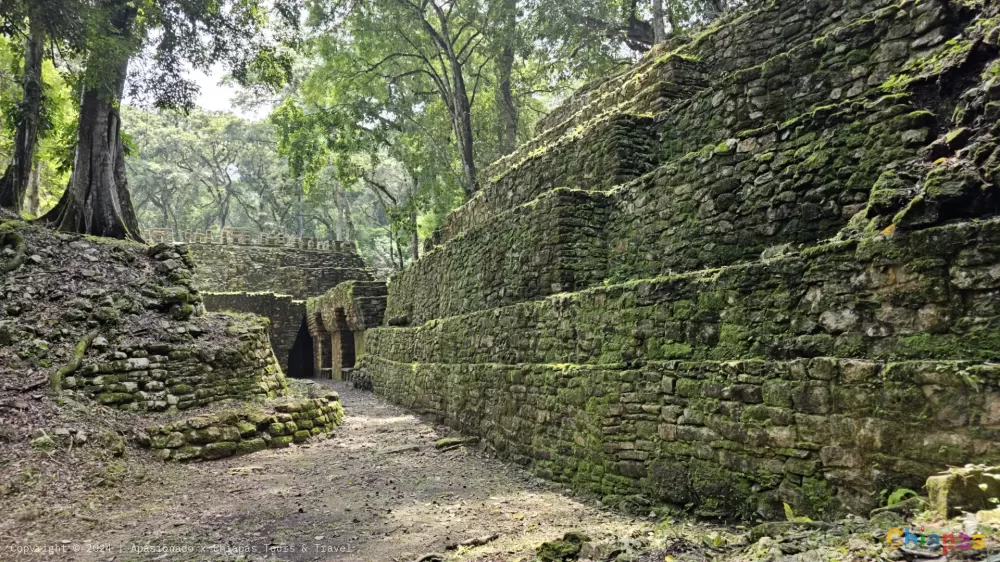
3,383 -> 651,562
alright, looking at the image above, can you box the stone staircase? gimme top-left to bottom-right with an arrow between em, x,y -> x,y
360,0 -> 1000,519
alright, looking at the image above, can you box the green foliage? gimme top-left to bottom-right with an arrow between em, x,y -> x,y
887,488 -> 919,507
125,106 -> 298,235
783,502 -> 813,523
0,34 -> 75,216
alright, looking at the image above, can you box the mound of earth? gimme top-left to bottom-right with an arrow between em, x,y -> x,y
0,218 -> 336,537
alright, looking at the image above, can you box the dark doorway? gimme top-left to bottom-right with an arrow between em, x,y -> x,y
341,329 -> 356,368
286,318 -> 314,378
334,308 -> 356,371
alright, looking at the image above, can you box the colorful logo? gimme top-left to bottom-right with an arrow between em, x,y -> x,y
886,528 -> 986,554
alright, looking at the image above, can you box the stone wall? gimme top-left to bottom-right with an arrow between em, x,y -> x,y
366,218 -> 1000,517
361,0 -> 1000,519
143,393 -> 344,461
186,239 -> 375,380
365,357 -> 1000,519
389,189 -> 610,325
368,221 -> 1000,367
67,315 -> 287,412
189,243 -> 372,300
389,0 -> 959,323
202,292 -> 305,373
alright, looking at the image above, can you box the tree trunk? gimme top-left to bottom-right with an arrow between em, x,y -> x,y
624,0 -> 655,51
388,227 -> 395,269
26,163 -> 40,217
496,0 -> 518,155
219,192 -> 230,232
395,236 -> 405,270
705,0 -> 726,19
653,0 -> 666,43
447,51 -> 477,198
41,4 -> 141,241
452,92 -> 477,198
337,200 -> 345,241
297,182 -> 304,238
158,199 -> 170,228
0,19 -> 45,213
42,69 -> 142,240
341,189 -> 356,241
410,177 -> 419,262
410,207 -> 419,262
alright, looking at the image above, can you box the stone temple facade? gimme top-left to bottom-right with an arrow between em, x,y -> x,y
356,0 -> 1000,520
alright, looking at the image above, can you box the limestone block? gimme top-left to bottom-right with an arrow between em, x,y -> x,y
927,466 -> 1000,518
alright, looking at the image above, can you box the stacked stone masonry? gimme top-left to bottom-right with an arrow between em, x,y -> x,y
362,0 -> 1000,519
67,317 -> 287,412
189,243 -> 372,300
144,393 -> 344,461
181,237 -> 375,379
146,227 -> 356,251
202,292 -> 306,374
307,281 -> 388,384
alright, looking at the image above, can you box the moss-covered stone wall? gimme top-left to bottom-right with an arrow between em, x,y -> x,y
143,393 -> 344,461
188,242 -> 375,377
365,357 -> 1000,518
389,0 -> 961,322
66,315 -> 286,412
370,221 -> 1000,367
63,315 -> 286,411
365,218 -> 1000,516
188,242 -> 372,300
202,292 -> 305,373
361,0 -> 1000,519
388,189 -> 610,325
305,281 -> 388,381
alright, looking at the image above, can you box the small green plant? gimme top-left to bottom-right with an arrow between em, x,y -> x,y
783,503 -> 812,523
961,370 -> 983,392
880,74 -> 911,93
887,488 -> 919,506
704,532 -> 726,548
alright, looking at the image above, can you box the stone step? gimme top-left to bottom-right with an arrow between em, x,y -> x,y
425,0 -> 935,252
391,94 -> 935,325
361,354 -> 1000,518
370,217 -> 1000,367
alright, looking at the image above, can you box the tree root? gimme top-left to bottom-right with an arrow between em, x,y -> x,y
51,330 -> 98,393
0,227 -> 26,274
869,496 -> 928,518
748,521 -> 833,542
446,533 -> 500,550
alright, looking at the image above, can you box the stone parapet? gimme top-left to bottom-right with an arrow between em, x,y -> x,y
145,228 -> 360,253
188,244 -> 373,300
143,393 -> 343,461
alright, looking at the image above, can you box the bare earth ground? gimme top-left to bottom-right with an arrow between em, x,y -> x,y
7,382 -> 1000,562
1,382 -> 661,562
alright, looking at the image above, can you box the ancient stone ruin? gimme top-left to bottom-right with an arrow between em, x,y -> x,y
340,0 -> 1000,520
306,281 -> 387,385
165,229 -> 378,378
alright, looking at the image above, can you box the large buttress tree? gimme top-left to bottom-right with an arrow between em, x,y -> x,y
41,0 -> 294,241
0,16 -> 44,213
43,0 -> 140,239
0,0 -> 85,213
